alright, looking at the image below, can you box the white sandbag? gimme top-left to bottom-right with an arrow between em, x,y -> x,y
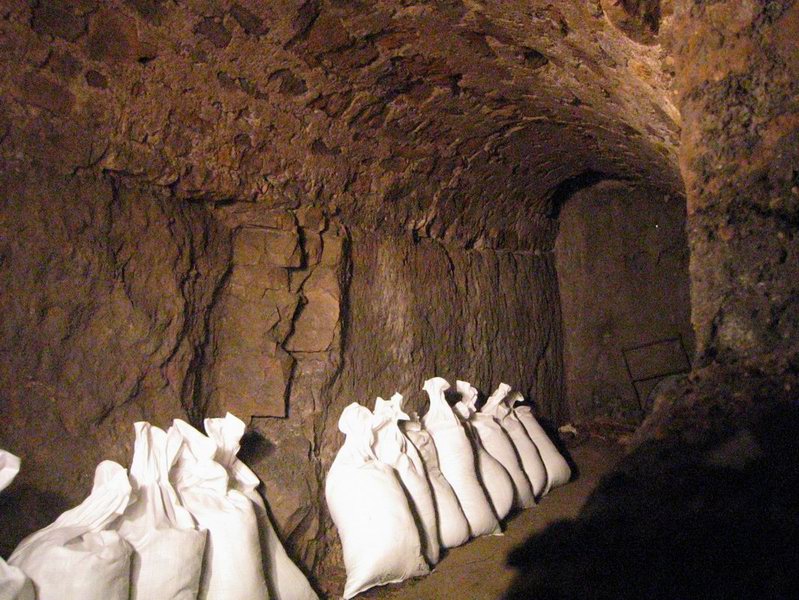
203,413 -> 318,600
455,381 -> 536,510
453,382 -> 514,521
510,393 -> 572,494
0,560 -> 33,600
373,394 -> 440,566
170,419 -> 269,600
468,413 -> 536,509
115,422 -> 207,600
402,416 -> 470,549
326,403 -> 428,599
0,450 -> 34,600
422,377 -> 500,537
481,383 -> 548,498
0,450 -> 21,493
9,461 -> 133,600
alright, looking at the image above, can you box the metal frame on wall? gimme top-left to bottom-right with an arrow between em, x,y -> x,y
622,335 -> 692,412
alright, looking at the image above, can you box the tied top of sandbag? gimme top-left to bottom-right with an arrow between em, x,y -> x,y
58,461 -> 132,532
452,402 -> 471,421
203,412 -> 246,468
507,391 -> 526,408
338,403 -> 378,462
374,393 -> 410,422
0,449 -> 21,494
10,460 -> 132,561
124,422 -> 195,531
454,380 -> 480,421
373,395 -> 408,429
373,395 -> 415,466
130,423 -> 182,483
390,393 -> 406,410
480,383 -> 513,419
170,419 -> 230,495
455,381 -> 479,410
422,377 -> 461,430
204,412 -> 260,495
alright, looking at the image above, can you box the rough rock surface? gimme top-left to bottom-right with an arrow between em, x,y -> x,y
0,0 -> 696,595
0,0 -> 680,233
336,231 -> 564,420
673,0 -> 799,371
636,0 -> 799,439
0,170 -> 231,556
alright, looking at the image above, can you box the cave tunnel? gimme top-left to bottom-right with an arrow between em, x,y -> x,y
555,178 -> 693,424
1,1 -> 798,599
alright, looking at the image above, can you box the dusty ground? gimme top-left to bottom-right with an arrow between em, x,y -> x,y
361,439 -> 625,600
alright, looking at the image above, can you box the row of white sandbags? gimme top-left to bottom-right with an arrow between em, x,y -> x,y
325,376 -> 571,599
0,414 -> 316,600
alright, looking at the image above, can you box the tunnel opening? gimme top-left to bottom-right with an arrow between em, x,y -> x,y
554,180 -> 693,425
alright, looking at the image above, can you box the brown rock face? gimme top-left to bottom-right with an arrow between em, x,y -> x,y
501,3 -> 799,598
630,0 -> 799,442
342,231 -> 563,413
0,171 -> 231,557
674,0 -> 799,367
601,0 -> 664,44
87,8 -> 141,62
31,1 -> 88,42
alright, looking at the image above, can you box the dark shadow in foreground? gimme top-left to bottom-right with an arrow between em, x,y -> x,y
504,401 -> 799,600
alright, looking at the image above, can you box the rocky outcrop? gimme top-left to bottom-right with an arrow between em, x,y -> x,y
504,3 -> 799,597
671,0 -> 799,370
601,0 -> 666,45
634,0 -> 799,441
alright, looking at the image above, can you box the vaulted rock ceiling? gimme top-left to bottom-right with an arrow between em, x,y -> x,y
2,0 -> 681,248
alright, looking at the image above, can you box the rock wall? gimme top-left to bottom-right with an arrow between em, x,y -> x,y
0,175 -> 563,594
335,229 -> 564,421
0,169 -> 231,556
0,164 -> 353,586
672,0 -> 799,370
321,229 -> 563,587
226,210 -> 349,589
506,3 -> 799,596
555,182 -> 692,423
0,158 -> 562,594
208,227 -> 566,592
635,0 -> 799,442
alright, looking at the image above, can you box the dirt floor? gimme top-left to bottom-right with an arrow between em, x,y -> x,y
362,439 -> 625,600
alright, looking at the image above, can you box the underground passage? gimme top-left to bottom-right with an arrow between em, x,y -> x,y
1,0 -> 798,598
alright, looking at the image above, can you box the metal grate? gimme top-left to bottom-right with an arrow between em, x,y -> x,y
621,335 -> 691,413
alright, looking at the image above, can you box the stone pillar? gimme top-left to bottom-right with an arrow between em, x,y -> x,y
672,0 -> 799,371
634,1 -> 799,444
